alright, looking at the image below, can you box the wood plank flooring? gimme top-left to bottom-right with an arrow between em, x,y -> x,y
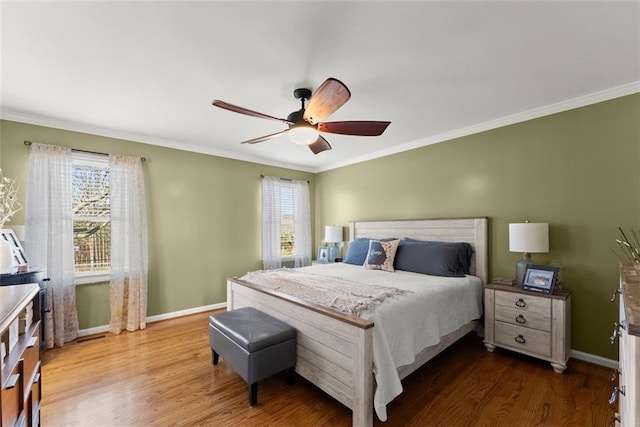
41,311 -> 616,426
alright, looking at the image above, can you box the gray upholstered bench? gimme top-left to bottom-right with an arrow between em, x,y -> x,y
208,307 -> 297,405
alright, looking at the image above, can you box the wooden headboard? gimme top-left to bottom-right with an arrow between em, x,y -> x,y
348,217 -> 488,286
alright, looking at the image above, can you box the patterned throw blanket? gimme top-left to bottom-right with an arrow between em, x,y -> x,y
240,268 -> 409,316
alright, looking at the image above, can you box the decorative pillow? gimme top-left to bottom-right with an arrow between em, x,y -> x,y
343,237 -> 397,266
394,240 -> 472,277
363,239 -> 400,272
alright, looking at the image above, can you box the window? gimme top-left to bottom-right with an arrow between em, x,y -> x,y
279,184 -> 295,257
261,176 -> 311,269
72,153 -> 110,277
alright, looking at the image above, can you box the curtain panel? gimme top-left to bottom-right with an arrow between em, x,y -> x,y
109,155 -> 148,334
261,176 -> 311,269
25,142 -> 78,347
292,179 -> 311,267
261,176 -> 282,269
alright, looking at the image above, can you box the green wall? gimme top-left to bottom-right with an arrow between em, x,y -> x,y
0,120 -> 314,329
1,93 -> 638,359
315,93 -> 640,360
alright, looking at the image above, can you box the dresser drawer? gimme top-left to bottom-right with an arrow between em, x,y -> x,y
21,324 -> 39,391
1,362 -> 22,427
30,368 -> 41,427
495,321 -> 551,358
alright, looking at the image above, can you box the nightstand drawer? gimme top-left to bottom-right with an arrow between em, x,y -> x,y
495,290 -> 550,316
495,305 -> 551,331
495,321 -> 551,358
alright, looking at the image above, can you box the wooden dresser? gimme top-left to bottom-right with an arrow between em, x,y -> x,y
613,262 -> 640,426
0,284 -> 41,427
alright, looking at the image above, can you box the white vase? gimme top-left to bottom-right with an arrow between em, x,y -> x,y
0,238 -> 13,274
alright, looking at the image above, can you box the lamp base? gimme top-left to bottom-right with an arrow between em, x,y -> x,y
328,245 -> 340,263
515,253 -> 535,286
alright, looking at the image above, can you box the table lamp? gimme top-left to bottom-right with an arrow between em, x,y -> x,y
509,221 -> 549,286
324,225 -> 343,263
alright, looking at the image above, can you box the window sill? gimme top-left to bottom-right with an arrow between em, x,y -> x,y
75,272 -> 110,285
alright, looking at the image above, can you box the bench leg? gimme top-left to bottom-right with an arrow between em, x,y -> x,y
249,382 -> 258,406
212,349 -> 219,365
286,367 -> 295,385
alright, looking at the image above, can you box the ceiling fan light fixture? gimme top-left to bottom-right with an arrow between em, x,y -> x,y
212,77 -> 390,155
288,125 -> 319,145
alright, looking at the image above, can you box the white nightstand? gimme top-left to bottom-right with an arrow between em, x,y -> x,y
483,283 -> 571,373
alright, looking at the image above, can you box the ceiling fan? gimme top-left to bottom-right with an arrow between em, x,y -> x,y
212,78 -> 391,154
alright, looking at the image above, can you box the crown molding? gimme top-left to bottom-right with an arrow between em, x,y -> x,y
0,110 -> 316,173
3,81 -> 638,174
315,81 -> 640,172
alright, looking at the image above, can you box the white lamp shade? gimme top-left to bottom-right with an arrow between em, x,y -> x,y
324,226 -> 343,243
509,222 -> 549,253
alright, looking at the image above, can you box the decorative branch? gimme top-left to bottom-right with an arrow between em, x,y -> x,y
0,169 -> 22,228
615,227 -> 640,262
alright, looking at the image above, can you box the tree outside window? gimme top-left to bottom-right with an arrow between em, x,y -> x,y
72,155 -> 110,273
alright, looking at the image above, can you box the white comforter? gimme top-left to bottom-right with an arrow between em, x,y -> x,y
297,263 -> 483,422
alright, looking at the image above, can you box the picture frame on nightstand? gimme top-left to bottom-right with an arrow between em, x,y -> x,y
522,264 -> 559,294
317,246 -> 329,264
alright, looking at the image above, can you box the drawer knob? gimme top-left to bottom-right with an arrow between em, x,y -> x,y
515,298 -> 526,308
610,288 -> 621,303
609,386 -> 625,407
515,314 -> 527,324
610,322 -> 622,345
514,335 -> 526,344
611,368 -> 621,382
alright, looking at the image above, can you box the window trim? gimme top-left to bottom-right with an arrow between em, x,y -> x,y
74,272 -> 111,285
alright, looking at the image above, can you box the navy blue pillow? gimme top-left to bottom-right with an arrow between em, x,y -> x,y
395,240 -> 473,277
343,237 -> 397,266
402,239 -> 473,274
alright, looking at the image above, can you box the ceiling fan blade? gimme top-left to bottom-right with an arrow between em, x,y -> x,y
318,121 -> 391,136
241,130 -> 287,145
308,136 -> 332,154
212,100 -> 293,125
303,78 -> 351,125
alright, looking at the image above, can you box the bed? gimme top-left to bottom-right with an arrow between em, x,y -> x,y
226,217 -> 488,426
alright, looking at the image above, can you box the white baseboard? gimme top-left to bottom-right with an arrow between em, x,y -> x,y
77,302 -> 227,337
78,303 -> 621,371
571,349 -> 618,369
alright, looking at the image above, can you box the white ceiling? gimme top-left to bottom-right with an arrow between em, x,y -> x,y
1,1 -> 639,173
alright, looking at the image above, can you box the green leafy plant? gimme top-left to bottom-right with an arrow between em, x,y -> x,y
614,227 -> 640,262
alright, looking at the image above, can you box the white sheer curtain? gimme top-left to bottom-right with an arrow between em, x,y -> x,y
25,142 -> 78,348
109,155 -> 148,335
261,176 -> 311,269
292,179 -> 311,267
262,176 -> 282,269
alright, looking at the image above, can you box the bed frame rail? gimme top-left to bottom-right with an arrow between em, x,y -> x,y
227,278 -> 374,426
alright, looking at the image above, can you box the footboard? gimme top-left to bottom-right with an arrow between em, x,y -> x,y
227,277 -> 374,427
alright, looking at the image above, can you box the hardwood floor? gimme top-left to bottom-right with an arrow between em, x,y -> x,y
41,311 -> 616,426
